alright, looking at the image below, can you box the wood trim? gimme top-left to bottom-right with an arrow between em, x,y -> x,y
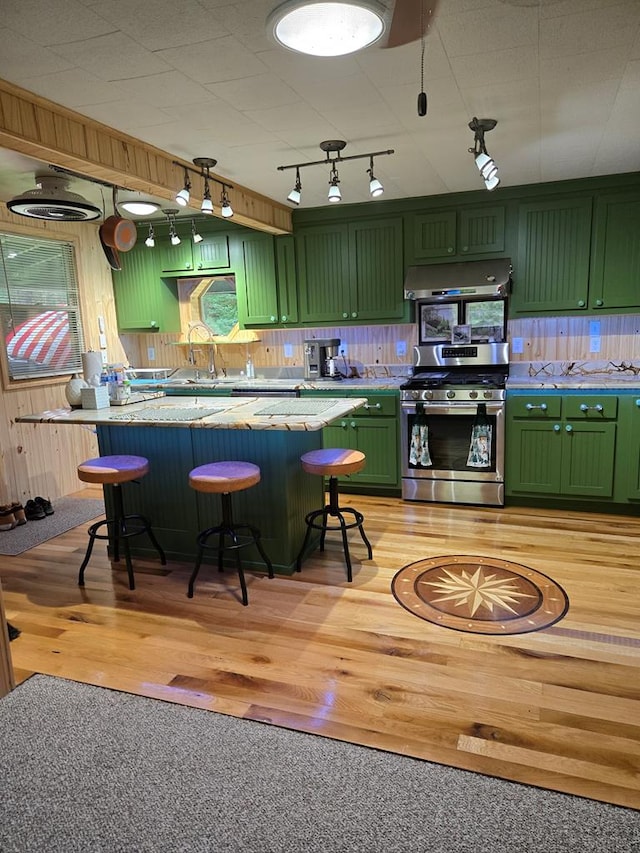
0,78 -> 293,236
0,581 -> 15,697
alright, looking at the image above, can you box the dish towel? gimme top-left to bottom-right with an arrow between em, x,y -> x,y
467,423 -> 492,467
410,422 -> 432,467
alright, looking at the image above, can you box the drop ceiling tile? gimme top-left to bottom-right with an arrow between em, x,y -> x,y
540,4 -> 640,58
122,72 -> 214,109
450,45 -> 538,89
206,74 -> 299,111
246,102 -> 340,139
621,58 -> 640,89
355,34 -> 451,87
14,69 -> 126,107
541,79 -> 619,126
84,0 -> 231,51
78,98 -> 176,130
437,4 -> 538,58
207,0 -> 276,53
258,48 -> 363,84
541,48 -> 629,86
48,32 -> 172,81
1,0 -> 115,45
157,35 -> 268,85
287,74 -> 382,113
0,28 -> 74,78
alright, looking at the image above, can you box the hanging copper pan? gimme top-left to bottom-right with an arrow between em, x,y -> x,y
99,221 -> 122,271
101,188 -> 137,253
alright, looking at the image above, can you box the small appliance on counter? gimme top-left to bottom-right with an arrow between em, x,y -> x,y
303,337 -> 342,380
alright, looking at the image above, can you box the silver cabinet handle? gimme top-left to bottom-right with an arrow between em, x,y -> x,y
363,402 -> 381,409
553,424 -> 561,432
565,424 -> 573,432
636,399 -> 640,408
350,421 -> 356,428
340,421 -> 347,428
580,403 -> 603,412
526,403 -> 548,411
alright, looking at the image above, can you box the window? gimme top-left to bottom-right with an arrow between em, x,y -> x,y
0,232 -> 84,381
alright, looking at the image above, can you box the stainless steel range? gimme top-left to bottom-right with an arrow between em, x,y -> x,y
400,342 -> 509,507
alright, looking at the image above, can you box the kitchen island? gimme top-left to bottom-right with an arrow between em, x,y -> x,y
17,395 -> 367,574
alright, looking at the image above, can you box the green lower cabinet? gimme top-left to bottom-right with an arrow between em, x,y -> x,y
506,393 -> 618,501
300,390 -> 400,493
618,395 -> 640,501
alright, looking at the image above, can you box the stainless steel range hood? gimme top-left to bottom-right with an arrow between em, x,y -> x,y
404,258 -> 512,301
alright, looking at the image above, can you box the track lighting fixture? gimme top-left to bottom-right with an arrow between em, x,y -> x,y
175,168 -> 191,207
172,158 -> 235,219
144,224 -> 155,248
328,165 -> 341,203
367,156 -> 383,197
468,118 -> 500,191
191,220 -> 203,243
277,140 -> 393,206
287,168 -> 302,205
220,184 -> 234,218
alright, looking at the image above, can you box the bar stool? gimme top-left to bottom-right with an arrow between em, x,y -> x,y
187,461 -> 273,606
295,448 -> 373,582
76,454 -> 166,590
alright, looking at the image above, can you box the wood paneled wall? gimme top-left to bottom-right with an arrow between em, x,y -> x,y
0,204 -> 127,504
509,315 -> 640,363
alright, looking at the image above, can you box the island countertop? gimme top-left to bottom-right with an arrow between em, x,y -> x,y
16,394 -> 369,431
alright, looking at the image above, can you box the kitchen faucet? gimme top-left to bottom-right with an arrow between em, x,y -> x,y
187,322 -> 217,378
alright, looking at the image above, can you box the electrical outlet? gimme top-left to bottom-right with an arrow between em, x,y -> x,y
101,350 -> 108,365
590,336 -> 601,353
396,340 -> 407,357
147,347 -> 155,361
512,337 -> 524,354
589,320 -> 601,336
284,343 -> 293,358
340,343 -> 348,357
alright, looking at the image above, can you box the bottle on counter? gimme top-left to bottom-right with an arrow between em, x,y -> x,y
246,355 -> 255,379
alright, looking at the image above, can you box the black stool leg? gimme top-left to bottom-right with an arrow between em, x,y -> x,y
113,483 -> 135,591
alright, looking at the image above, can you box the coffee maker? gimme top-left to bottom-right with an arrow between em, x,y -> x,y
303,337 -> 341,380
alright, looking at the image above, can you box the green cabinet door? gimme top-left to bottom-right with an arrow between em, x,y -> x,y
513,197 -> 593,313
275,236 -> 299,324
561,421 -> 616,497
296,224 -> 350,323
237,232 -> 279,326
324,417 -> 398,487
113,247 -> 179,332
590,193 -> 640,309
159,238 -> 194,273
618,396 -> 640,501
405,206 -> 505,263
507,420 -> 563,494
348,217 -> 404,321
194,234 -> 230,272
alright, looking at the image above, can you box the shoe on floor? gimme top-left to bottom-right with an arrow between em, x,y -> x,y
0,505 -> 16,531
25,499 -> 46,521
34,496 -> 54,516
10,502 -> 27,525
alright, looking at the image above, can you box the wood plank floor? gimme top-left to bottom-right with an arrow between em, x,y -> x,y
3,487 -> 640,810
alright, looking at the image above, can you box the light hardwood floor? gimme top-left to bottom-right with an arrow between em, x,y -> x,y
3,487 -> 640,810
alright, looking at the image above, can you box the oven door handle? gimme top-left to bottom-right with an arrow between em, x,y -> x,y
401,402 -> 505,416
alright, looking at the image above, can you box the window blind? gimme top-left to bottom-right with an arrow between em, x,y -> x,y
0,233 -> 85,381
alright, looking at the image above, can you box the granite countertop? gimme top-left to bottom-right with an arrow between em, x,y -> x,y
508,360 -> 640,390
16,395 -> 369,431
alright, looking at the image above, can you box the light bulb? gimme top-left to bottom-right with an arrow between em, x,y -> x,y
201,197 -> 213,214
287,187 -> 301,205
369,177 -> 383,197
170,232 -> 181,246
176,188 -> 190,207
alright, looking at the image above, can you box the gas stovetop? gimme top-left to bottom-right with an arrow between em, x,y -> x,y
401,369 -> 508,402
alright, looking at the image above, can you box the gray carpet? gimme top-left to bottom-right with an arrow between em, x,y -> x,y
0,676 -> 637,853
0,498 -> 104,555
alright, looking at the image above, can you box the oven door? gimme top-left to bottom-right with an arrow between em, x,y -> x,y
400,401 -> 505,482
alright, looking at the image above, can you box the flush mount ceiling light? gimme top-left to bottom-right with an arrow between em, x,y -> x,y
173,158 -> 235,219
468,117 -> 501,191
6,174 -> 102,221
278,140 -> 393,206
267,0 -> 386,56
119,198 -> 161,216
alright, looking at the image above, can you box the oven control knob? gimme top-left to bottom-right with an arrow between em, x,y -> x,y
469,390 -> 478,399
422,390 -> 433,401
483,390 -> 493,399
411,390 -> 420,400
446,390 -> 456,399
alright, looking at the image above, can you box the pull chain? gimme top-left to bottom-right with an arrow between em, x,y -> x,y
417,0 -> 427,116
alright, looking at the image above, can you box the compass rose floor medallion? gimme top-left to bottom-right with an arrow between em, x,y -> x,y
391,555 -> 569,635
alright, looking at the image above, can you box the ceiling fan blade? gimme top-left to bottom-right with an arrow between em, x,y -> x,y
383,0 -> 439,49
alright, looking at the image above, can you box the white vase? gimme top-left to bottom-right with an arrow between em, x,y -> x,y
65,374 -> 88,407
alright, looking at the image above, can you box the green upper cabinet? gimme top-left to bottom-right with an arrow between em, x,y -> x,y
274,236 -> 299,324
512,197 -> 593,313
236,232 -> 279,327
590,193 -> 640,310
296,217 -> 403,324
113,247 -> 180,332
405,205 -> 505,263
194,233 -> 230,272
159,238 -> 194,274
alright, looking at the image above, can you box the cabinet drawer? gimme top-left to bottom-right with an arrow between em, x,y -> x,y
301,390 -> 397,417
564,395 -> 618,419
509,396 -> 561,418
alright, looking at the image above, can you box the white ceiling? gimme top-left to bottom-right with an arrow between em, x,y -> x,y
0,0 -> 639,217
